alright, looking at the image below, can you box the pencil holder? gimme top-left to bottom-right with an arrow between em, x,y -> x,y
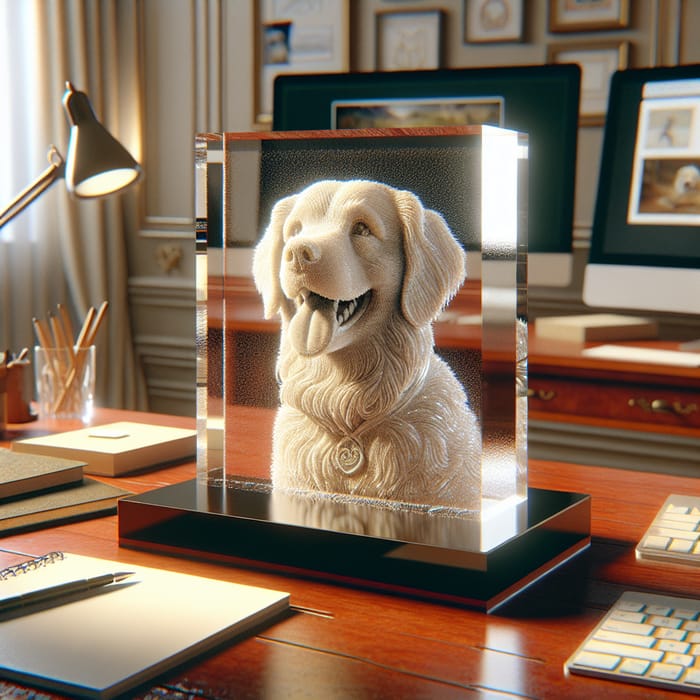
34,345 -> 95,422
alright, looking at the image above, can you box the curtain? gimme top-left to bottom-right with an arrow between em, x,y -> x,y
0,0 -> 147,410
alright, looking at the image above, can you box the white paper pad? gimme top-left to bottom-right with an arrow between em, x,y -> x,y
582,344 -> 700,367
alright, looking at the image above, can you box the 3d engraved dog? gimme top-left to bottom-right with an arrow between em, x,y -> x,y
253,179 -> 480,510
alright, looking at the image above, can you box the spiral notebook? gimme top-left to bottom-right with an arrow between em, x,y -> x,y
0,551 -> 290,699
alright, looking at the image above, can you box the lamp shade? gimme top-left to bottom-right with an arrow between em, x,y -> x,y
62,81 -> 141,198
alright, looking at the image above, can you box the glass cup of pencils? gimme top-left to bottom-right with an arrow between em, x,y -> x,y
34,345 -> 96,422
32,302 -> 107,423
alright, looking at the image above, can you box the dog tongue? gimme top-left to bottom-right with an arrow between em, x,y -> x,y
288,293 -> 337,356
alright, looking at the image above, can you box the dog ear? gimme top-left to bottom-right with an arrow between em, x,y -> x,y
394,190 -> 467,327
253,194 -> 297,319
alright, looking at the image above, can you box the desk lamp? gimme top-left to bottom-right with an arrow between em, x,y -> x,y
0,81 -> 141,228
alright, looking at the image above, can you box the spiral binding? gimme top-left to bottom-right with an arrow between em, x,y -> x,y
0,551 -> 64,580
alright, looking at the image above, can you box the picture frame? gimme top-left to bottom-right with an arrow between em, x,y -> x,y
549,0 -> 630,33
548,41 -> 629,125
376,10 -> 443,71
464,0 -> 524,44
254,0 -> 349,127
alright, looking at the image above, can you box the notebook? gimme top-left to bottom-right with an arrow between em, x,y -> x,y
0,447 -> 84,499
0,551 -> 290,699
0,478 -> 130,534
12,421 -> 197,476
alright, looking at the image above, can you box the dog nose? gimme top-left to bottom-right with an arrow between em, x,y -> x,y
285,239 -> 320,268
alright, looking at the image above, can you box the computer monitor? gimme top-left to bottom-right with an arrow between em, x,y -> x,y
584,64 -> 700,315
273,64 -> 581,287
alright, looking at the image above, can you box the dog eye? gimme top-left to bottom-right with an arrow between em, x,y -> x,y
351,221 -> 372,238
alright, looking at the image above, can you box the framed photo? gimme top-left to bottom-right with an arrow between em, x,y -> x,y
464,0 -> 524,43
255,0 -> 349,127
548,41 -> 628,125
549,0 -> 630,32
376,10 -> 443,71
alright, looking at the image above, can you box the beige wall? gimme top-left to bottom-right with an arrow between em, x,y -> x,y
131,0 -> 698,416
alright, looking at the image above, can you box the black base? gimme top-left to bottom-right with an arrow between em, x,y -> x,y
118,480 -> 590,612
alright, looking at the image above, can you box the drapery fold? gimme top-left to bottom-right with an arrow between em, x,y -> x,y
0,0 -> 147,410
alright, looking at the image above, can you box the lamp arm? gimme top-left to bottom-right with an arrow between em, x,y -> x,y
0,146 -> 66,229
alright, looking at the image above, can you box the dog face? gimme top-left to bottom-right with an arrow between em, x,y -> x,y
253,180 -> 466,357
673,165 -> 700,196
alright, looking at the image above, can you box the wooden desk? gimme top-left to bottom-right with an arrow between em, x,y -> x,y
2,408 -> 700,698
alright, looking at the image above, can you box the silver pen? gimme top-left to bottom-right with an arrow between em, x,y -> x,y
0,571 -> 135,614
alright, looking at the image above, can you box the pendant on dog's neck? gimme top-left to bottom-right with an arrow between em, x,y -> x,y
333,436 -> 365,476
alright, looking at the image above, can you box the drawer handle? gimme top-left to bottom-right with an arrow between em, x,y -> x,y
527,388 -> 556,401
628,398 -> 698,415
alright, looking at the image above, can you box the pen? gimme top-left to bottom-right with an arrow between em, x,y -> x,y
0,571 -> 135,614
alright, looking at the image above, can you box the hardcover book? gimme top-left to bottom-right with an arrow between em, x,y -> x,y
12,422 -> 196,476
0,448 -> 84,499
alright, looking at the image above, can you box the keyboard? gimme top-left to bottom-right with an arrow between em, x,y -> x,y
565,591 -> 700,694
636,494 -> 700,567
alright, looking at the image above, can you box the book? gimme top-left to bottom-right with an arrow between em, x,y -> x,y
0,478 -> 131,534
534,313 -> 659,343
0,447 -> 85,500
12,421 -> 197,476
0,551 -> 290,699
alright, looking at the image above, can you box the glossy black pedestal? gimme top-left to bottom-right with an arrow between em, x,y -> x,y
119,480 -> 590,612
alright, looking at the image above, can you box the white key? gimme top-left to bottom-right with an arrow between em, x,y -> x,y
669,539 -> 696,553
688,633 -> 700,644
685,621 -> 700,633
690,643 -> 700,656
572,651 -> 620,671
675,609 -> 700,621
668,504 -> 690,514
584,639 -> 663,662
664,653 -> 694,667
643,535 -> 670,550
649,662 -> 684,681
594,629 -> 656,648
618,658 -> 650,675
610,610 -> 647,623
660,513 -> 700,529
685,668 -> 700,686
603,619 -> 654,636
655,627 -> 686,641
618,599 -> 646,613
658,639 -> 691,654
647,605 -> 673,616
654,527 -> 697,541
649,615 -> 683,629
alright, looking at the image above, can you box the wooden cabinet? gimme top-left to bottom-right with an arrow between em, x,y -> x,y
528,354 -> 700,435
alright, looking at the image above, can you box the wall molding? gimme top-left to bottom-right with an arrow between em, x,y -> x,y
129,276 -> 195,310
